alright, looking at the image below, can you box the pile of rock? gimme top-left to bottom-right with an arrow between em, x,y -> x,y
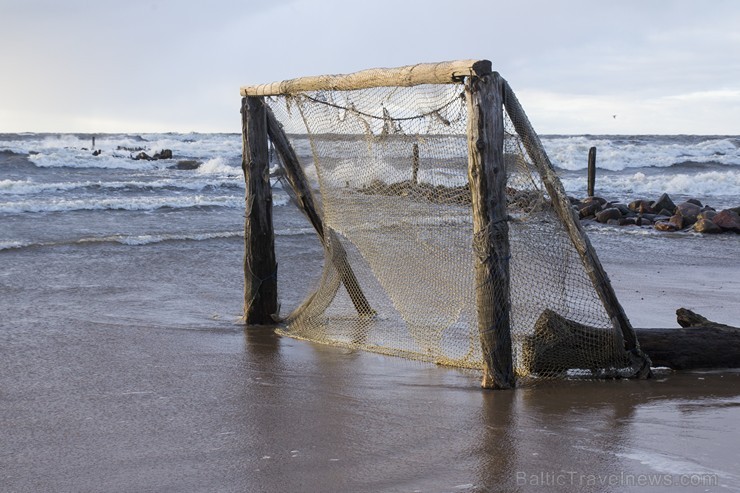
132,149 -> 173,161
571,193 -> 740,234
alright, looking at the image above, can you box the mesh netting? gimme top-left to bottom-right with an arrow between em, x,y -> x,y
266,80 -> 632,379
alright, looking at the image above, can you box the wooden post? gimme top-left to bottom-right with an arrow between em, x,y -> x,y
466,72 -> 515,390
241,96 -> 279,325
264,106 -> 374,316
411,143 -> 420,184
587,146 -> 597,197
501,80 -> 651,377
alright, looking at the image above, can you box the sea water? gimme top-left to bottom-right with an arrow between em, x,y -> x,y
1,132 -> 738,313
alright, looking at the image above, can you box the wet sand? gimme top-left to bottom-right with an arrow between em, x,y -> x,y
1,232 -> 739,492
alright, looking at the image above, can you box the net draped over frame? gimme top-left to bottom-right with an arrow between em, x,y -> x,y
266,80 -> 631,379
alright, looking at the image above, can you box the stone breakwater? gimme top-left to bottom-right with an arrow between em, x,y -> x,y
571,193 -> 740,234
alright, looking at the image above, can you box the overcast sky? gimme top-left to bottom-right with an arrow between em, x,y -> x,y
2,0 -> 739,134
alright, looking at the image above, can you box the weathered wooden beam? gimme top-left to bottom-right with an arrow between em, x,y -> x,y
524,309 -> 740,373
241,96 -> 279,325
501,79 -> 652,378
264,106 -> 374,317
637,309 -> 740,370
240,60 -> 492,96
466,72 -> 515,390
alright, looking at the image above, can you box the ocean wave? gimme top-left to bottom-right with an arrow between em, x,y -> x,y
28,151 -> 166,170
196,156 -> 241,175
3,133 -> 242,167
0,231 -> 242,251
560,169 -> 740,204
544,135 -> 740,171
0,193 -> 290,214
0,226 -> 318,252
0,177 -> 243,195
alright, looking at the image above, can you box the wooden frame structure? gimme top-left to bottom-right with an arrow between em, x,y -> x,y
239,60 -> 648,389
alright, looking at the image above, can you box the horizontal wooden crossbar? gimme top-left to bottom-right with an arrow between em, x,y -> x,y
239,59 -> 492,96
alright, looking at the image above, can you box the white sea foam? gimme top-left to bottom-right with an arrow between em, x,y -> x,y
196,156 -> 241,176
560,169 -> 740,205
0,195 -> 240,213
0,177 -> 243,195
543,135 -> 740,171
0,231 -> 246,251
0,191 -> 289,214
28,150 -> 161,170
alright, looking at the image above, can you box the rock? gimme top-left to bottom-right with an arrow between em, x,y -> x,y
169,160 -> 201,170
606,219 -> 620,226
697,210 -> 717,221
656,208 -> 674,217
578,202 -> 602,219
687,198 -> 703,207
619,217 -> 637,226
651,193 -> 676,215
730,206 -> 740,215
133,151 -> 153,161
653,215 -> 671,223
582,196 -> 607,206
595,207 -> 622,223
668,214 -> 684,229
694,218 -> 723,234
676,202 -> 702,225
713,209 -> 740,233
637,217 -> 653,227
92,149 -> 102,156
153,149 -> 173,160
628,199 -> 653,213
654,221 -> 677,232
612,203 -> 631,216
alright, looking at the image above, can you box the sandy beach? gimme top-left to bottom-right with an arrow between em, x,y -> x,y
1,227 -> 738,493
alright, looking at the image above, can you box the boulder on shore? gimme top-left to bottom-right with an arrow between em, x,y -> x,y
694,218 -> 723,234
713,209 -> 740,233
654,221 -> 677,232
676,202 -> 702,225
595,207 -> 622,223
651,193 -> 677,215
628,199 -> 653,213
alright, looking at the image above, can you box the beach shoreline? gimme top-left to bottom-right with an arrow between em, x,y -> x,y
589,229 -> 739,328
1,230 -> 738,493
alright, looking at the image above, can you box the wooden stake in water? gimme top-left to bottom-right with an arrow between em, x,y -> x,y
241,96 -> 279,325
587,146 -> 597,197
412,143 -> 420,184
466,72 -> 515,390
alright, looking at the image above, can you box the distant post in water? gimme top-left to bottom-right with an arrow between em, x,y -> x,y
241,96 -> 279,325
411,143 -> 420,184
587,146 -> 597,197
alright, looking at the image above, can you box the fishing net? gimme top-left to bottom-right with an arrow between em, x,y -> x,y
262,71 -> 635,380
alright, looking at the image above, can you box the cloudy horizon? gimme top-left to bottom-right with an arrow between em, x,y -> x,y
2,0 -> 739,135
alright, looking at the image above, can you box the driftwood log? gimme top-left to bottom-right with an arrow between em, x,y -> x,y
637,309 -> 740,370
524,308 -> 739,374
